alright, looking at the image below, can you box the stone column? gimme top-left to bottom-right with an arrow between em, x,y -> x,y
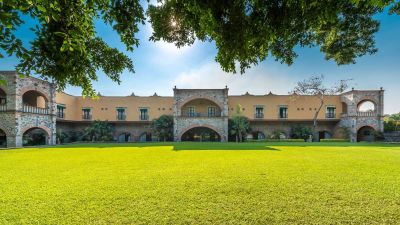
6,135 -> 22,148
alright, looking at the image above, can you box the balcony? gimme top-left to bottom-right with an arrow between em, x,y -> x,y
182,112 -> 222,118
82,115 -> 92,120
254,113 -> 264,119
139,114 -> 149,121
23,105 -> 49,115
325,112 -> 336,119
117,114 -> 126,121
279,113 -> 288,119
57,111 -> 65,119
0,104 -> 6,112
357,111 -> 377,117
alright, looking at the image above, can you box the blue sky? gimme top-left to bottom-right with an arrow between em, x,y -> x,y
1,8 -> 399,114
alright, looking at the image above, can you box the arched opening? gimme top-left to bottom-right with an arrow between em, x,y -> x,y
139,132 -> 152,142
117,133 -> 131,142
341,102 -> 348,114
0,128 -> 6,148
181,127 -> 221,142
23,127 -> 48,146
357,100 -> 376,112
357,126 -> 375,142
0,88 -> 6,105
181,99 -> 222,117
252,131 -> 266,140
318,131 -> 332,141
22,90 -> 48,108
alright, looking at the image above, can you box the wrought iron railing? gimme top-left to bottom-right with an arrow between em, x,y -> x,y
254,113 -> 264,119
117,114 -> 126,121
325,112 -> 336,118
57,111 -> 65,119
139,114 -> 149,121
82,114 -> 92,120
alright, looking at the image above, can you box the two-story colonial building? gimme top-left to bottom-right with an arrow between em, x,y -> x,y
0,71 -> 384,147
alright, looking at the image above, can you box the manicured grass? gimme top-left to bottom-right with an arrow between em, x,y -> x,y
1,142 -> 400,224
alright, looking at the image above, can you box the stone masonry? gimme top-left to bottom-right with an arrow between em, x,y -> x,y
0,71 -> 57,147
339,89 -> 384,142
173,87 -> 229,141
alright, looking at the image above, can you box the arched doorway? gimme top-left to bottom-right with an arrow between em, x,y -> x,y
139,132 -> 152,142
181,127 -> 221,142
0,128 -> 6,148
252,131 -> 266,140
23,127 -> 49,146
318,131 -> 332,141
117,133 -> 131,142
357,126 -> 375,142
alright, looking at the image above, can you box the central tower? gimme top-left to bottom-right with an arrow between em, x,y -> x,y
173,87 -> 229,142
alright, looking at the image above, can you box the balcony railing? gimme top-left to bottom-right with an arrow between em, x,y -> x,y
117,114 -> 126,121
82,115 -> 92,120
325,112 -> 336,118
0,104 -> 6,112
23,105 -> 49,115
183,112 -> 222,117
57,111 -> 65,119
139,114 -> 149,121
279,113 -> 288,119
357,111 -> 377,117
254,113 -> 264,119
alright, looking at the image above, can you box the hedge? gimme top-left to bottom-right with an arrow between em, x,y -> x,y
320,139 -> 350,142
249,139 -> 305,142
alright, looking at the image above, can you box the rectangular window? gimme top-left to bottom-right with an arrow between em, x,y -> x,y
139,108 -> 149,121
279,106 -> 288,119
82,108 -> 91,120
57,105 -> 65,119
326,106 -> 336,118
208,106 -> 216,117
116,108 -> 126,120
255,106 -> 264,119
187,106 -> 195,117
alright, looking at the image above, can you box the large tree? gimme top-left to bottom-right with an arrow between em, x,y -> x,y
291,75 -> 349,139
1,1 -> 399,96
151,115 -> 173,142
229,104 -> 250,142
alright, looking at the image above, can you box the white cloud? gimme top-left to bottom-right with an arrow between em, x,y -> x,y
172,62 -> 295,95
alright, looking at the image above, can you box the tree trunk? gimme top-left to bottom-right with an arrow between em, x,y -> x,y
313,97 -> 324,141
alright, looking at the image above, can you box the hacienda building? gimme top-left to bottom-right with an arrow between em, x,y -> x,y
0,71 -> 385,147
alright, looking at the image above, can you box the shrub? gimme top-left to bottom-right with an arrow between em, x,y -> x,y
269,130 -> 287,139
248,139 -> 305,142
290,125 -> 313,140
320,139 -> 350,142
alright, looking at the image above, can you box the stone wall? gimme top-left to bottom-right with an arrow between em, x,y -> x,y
173,88 -> 229,142
0,71 -> 56,147
340,89 -> 384,142
384,132 -> 400,143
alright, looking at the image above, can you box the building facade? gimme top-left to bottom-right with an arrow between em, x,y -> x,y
0,71 -> 385,147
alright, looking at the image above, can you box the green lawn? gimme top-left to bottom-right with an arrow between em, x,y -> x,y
1,142 -> 400,224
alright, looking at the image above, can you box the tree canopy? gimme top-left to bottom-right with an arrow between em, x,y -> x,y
1,0 -> 399,96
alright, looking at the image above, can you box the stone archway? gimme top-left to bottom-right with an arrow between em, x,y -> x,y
117,132 -> 131,142
252,131 -> 266,140
181,126 -> 221,142
22,127 -> 50,146
357,126 -> 375,142
0,128 -> 7,147
139,132 -> 152,142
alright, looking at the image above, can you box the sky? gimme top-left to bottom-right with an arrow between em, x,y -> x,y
1,6 -> 399,114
